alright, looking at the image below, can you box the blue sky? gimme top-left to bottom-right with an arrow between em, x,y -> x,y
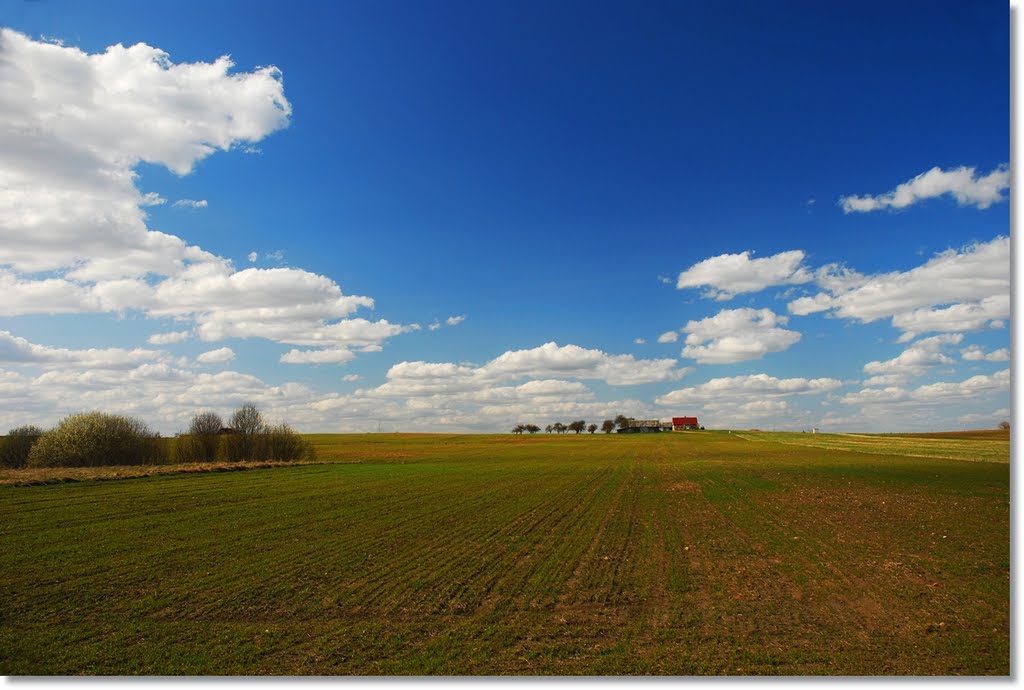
0,0 -> 1011,433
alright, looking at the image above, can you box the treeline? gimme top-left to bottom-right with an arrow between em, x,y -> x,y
0,403 -> 315,469
512,415 -> 636,435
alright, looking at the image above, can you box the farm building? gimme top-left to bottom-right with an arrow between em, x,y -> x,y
672,417 -> 699,430
616,419 -> 664,433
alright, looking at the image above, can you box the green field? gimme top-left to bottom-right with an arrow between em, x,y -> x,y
0,431 -> 1009,675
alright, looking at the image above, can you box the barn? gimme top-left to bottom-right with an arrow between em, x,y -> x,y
616,419 -> 663,433
672,417 -> 699,430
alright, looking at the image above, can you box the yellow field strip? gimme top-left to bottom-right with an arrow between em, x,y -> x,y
734,432 -> 1008,463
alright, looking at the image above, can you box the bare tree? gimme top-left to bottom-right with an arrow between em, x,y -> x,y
224,403 -> 267,461
231,403 -> 266,436
185,411 -> 223,462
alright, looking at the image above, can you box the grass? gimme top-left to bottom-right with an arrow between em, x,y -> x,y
0,431 -> 1009,675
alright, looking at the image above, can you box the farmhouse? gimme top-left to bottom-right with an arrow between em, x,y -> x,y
672,417 -> 699,430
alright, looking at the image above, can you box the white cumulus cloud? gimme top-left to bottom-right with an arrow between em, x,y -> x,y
843,368 -> 1008,407
676,250 -> 812,300
483,342 -> 686,386
147,330 -> 192,345
374,342 -> 687,399
280,348 -> 356,365
654,373 -> 842,429
0,331 -> 164,370
960,345 -> 1010,362
840,164 -> 1009,213
0,28 -> 289,279
172,199 -> 208,209
0,30 -> 415,360
196,347 -> 236,364
861,334 -> 962,385
680,308 -> 801,364
789,237 -> 1009,341
655,373 -> 842,407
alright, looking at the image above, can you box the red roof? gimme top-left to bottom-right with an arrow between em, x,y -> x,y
672,417 -> 698,425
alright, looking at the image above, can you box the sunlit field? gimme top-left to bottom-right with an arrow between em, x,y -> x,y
0,431 -> 1008,675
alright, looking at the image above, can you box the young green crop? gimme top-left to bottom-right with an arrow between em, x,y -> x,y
0,432 -> 1008,675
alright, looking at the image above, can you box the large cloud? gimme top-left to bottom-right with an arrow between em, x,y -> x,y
842,368 -> 1008,407
840,164 -> 1009,213
861,333 -> 963,386
960,345 -> 1010,363
676,250 -> 811,301
788,237 -> 1009,340
0,28 -> 290,279
482,342 -> 685,386
653,373 -> 843,430
0,29 -> 413,357
196,347 -> 236,365
0,330 -> 164,370
679,308 -> 801,364
376,342 -> 688,397
655,373 -> 842,407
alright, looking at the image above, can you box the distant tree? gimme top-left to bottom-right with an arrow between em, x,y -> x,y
0,424 -> 44,468
587,424 -> 597,434
552,422 -> 567,434
231,404 -> 266,436
190,411 -> 223,436
525,424 -> 541,434
512,424 -> 525,434
998,420 -> 1010,431
601,419 -> 615,434
182,411 -> 223,462
568,420 -> 586,434
224,403 -> 267,461
545,424 -> 553,434
614,415 -> 632,429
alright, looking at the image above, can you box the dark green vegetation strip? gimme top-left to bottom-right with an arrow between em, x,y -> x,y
0,432 -> 1009,675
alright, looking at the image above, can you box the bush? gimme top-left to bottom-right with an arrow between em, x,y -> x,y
0,425 -> 44,468
27,412 -> 165,468
172,433 -> 209,464
264,423 -> 315,462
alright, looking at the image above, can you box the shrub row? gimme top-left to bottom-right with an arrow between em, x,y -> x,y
173,424 -> 314,464
0,404 -> 314,469
0,425 -> 44,468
